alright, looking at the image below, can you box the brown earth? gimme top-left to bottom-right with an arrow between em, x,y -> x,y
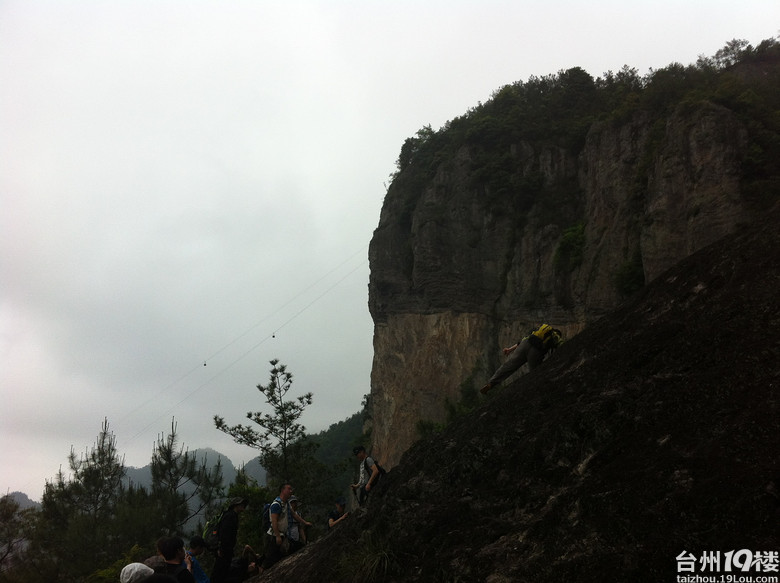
249,204 -> 779,581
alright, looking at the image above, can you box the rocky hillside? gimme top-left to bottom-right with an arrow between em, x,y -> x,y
367,41 -> 780,468
248,202 -> 779,583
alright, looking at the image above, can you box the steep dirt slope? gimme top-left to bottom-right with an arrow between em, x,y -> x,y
251,205 -> 779,582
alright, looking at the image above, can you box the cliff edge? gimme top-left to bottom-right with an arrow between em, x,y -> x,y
367,44 -> 780,468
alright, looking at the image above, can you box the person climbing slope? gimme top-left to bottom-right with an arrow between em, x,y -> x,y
480,324 -> 563,394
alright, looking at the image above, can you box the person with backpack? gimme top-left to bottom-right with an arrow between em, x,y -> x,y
480,324 -> 563,395
259,483 -> 298,573
351,445 -> 384,505
209,497 -> 248,583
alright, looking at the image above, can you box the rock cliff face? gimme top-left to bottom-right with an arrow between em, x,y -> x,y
249,199 -> 780,583
367,100 -> 760,469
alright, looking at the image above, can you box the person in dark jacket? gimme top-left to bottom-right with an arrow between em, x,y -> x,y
210,497 -> 248,583
156,537 -> 195,583
327,497 -> 348,529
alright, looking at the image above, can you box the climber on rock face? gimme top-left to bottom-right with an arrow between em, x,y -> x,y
480,324 -> 563,395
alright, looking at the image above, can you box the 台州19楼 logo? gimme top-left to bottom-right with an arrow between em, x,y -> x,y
677,550 -> 778,581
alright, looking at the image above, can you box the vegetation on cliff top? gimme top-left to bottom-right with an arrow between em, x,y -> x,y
392,37 -> 780,210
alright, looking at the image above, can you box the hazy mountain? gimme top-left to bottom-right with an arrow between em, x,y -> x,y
123,447 -> 266,491
6,491 -> 40,511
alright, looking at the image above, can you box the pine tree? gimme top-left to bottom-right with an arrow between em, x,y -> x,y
151,418 -> 224,533
214,359 -> 316,488
32,419 -> 127,579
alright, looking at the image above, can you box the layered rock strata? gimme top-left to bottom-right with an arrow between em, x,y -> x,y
368,103 -> 756,468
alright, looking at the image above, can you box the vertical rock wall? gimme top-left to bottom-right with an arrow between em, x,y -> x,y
368,104 -> 755,468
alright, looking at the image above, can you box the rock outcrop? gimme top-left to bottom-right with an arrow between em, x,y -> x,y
249,198 -> 780,583
368,100 -> 759,469
243,46 -> 780,583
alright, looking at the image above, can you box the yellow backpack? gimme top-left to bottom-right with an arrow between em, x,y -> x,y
530,324 -> 563,352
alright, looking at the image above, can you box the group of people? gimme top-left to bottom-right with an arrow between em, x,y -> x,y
118,536 -> 214,583
208,491 -> 314,579
114,456 -> 370,583
323,444 -> 382,531
260,484 -> 313,573
261,444 -> 385,571
118,324 -> 561,583
117,498 -> 258,583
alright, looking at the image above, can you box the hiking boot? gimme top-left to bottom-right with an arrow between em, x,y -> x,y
480,382 -> 492,395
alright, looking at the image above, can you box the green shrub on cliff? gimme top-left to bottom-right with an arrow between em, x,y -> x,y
554,223 -> 586,272
391,36 -> 780,214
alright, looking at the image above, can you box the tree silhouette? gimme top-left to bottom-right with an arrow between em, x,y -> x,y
151,418 -> 224,533
214,359 -> 314,487
33,419 -> 127,579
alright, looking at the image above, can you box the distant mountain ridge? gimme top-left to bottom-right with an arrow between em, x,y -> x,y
7,491 -> 40,511
123,447 -> 266,492
8,449 -> 266,505
13,415 -> 362,503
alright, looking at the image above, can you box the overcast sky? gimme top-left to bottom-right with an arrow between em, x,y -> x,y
2,1 -> 777,501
